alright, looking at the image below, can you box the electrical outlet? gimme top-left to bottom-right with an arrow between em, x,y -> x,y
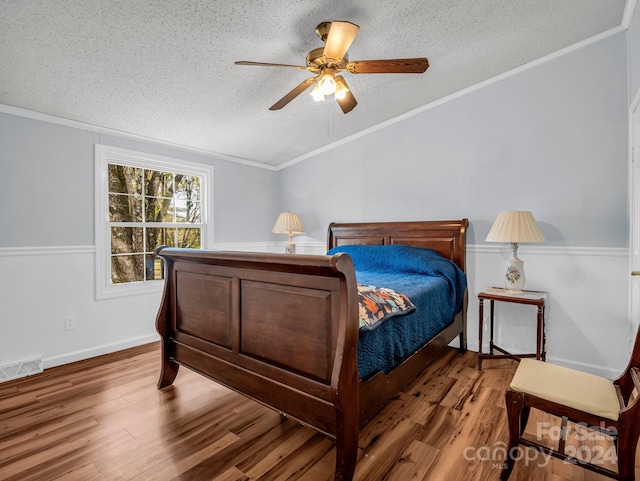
64,316 -> 76,331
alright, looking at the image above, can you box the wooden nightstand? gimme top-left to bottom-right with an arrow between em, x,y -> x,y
477,287 -> 548,369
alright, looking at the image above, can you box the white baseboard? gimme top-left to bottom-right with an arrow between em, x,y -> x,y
42,333 -> 160,369
467,339 -> 623,379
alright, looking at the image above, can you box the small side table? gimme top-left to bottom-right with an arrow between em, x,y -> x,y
477,287 -> 548,369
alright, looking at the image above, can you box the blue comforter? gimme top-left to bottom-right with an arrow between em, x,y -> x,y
327,244 -> 467,380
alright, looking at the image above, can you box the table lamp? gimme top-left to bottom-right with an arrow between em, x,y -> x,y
272,212 -> 305,254
485,211 -> 546,292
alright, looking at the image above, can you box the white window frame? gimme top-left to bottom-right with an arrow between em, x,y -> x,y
95,144 -> 214,300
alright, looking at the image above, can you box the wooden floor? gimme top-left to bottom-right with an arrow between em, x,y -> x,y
0,343 -> 633,481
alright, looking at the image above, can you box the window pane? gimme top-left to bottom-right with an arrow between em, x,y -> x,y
146,227 -> 174,251
145,254 -> 165,281
111,227 -> 143,254
174,199 -> 201,223
145,196 -> 173,222
109,165 -> 142,195
111,254 -> 144,284
176,175 -> 201,202
176,228 -> 201,248
109,193 -> 142,222
145,170 -> 174,197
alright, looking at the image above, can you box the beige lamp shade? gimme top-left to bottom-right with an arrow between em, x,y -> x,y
272,212 -> 305,235
485,211 -> 545,243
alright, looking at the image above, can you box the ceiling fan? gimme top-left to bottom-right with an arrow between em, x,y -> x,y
235,20 -> 429,114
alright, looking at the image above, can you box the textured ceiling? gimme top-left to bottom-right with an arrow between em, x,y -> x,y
0,0 -> 627,166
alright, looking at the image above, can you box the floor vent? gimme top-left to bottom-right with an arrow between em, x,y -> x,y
0,358 -> 43,383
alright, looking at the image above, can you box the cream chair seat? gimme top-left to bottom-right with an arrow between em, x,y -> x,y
510,358 -> 620,420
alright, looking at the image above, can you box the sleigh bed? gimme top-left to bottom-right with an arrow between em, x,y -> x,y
155,219 -> 468,481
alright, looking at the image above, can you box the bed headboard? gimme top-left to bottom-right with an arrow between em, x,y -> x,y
327,219 -> 469,273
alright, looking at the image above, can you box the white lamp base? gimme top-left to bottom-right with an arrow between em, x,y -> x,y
285,242 -> 296,254
504,242 -> 525,292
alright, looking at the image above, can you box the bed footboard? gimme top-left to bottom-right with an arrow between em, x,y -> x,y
155,247 -> 360,481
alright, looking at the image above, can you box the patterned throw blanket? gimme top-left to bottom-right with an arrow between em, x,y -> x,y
357,284 -> 416,329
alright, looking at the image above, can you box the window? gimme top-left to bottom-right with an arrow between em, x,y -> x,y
95,145 -> 213,299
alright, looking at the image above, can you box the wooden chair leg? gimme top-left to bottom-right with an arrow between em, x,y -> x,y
520,406 -> 530,436
617,429 -> 639,481
501,389 -> 525,481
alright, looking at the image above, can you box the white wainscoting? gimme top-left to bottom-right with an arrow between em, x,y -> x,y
0,243 -> 630,379
0,246 -> 161,371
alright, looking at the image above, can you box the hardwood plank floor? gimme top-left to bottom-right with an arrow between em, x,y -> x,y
0,343 -> 632,480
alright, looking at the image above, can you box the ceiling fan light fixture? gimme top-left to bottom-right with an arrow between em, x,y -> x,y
310,82 -> 325,102
334,75 -> 349,100
318,69 -> 337,95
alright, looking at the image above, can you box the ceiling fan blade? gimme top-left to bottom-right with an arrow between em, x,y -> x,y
235,61 -> 308,70
269,77 -> 317,110
323,21 -> 360,60
347,58 -> 429,74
